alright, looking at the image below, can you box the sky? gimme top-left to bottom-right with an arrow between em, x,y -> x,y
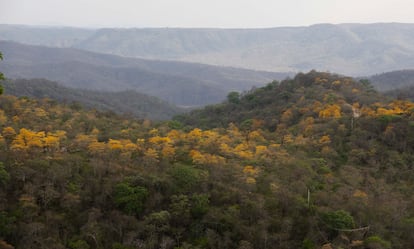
0,0 -> 413,28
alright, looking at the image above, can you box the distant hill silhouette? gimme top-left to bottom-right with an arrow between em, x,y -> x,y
2,23 -> 414,75
369,69 -> 414,91
0,41 -> 287,106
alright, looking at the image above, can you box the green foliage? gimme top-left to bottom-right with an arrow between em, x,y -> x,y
190,194 -> 210,218
114,181 -> 148,216
0,211 -> 16,237
321,210 -> 355,230
68,239 -> 90,249
1,71 -> 414,248
169,164 -> 205,193
302,238 -> 316,249
0,51 -> 4,95
0,163 -> 10,185
112,242 -> 134,249
227,91 -> 240,104
364,236 -> 391,249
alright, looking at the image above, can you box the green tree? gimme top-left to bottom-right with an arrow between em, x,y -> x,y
227,91 -> 240,104
0,52 -> 4,95
114,181 -> 148,216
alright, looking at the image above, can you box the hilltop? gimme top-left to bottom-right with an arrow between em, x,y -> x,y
1,71 -> 414,249
176,71 -> 381,129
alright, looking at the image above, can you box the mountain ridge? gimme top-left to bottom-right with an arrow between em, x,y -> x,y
2,23 -> 414,75
0,40 -> 288,106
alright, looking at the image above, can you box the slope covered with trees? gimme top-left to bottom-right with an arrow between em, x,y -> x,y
369,69 -> 414,91
0,71 -> 414,249
2,78 -> 184,120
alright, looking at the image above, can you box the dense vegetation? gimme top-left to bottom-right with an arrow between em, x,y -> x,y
2,78 -> 184,120
369,69 -> 414,91
1,71 -> 414,249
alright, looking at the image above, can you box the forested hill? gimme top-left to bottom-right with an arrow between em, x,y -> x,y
3,78 -> 184,120
0,41 -> 288,106
175,71 -> 381,129
369,69 -> 414,91
1,71 -> 414,248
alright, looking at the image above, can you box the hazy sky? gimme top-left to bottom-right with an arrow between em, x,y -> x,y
1,0 -> 413,28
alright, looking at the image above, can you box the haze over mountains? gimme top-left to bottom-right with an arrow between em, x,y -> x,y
2,23 -> 414,75
0,40 -> 286,106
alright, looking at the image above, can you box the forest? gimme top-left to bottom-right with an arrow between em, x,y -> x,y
0,70 -> 414,249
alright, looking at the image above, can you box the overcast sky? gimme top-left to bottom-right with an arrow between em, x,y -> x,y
1,0 -> 413,28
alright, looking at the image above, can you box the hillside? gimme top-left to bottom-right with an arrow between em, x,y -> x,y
175,71 -> 380,129
1,71 -> 414,249
369,69 -> 414,91
3,78 -> 184,120
0,41 -> 288,106
2,23 -> 414,75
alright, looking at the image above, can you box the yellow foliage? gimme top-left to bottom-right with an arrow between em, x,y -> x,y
123,141 -> 138,152
227,123 -> 242,139
2,126 -> 16,139
91,128 -> 100,136
167,129 -> 181,141
283,134 -> 294,144
281,109 -> 293,123
361,106 -> 376,117
188,128 -> 203,141
11,128 -> 45,150
44,135 -> 60,149
319,104 -> 341,118
331,80 -> 341,88
319,135 -> 331,144
243,165 -> 259,176
294,135 -> 308,145
353,189 -> 368,198
190,149 -> 206,165
0,110 -> 7,125
34,108 -> 47,118
12,115 -> 20,123
248,130 -> 264,142
255,145 -> 267,157
161,144 -> 175,160
88,140 -> 107,154
108,139 -> 123,150
245,177 -> 256,184
144,148 -> 159,160
234,143 -> 253,160
314,77 -> 328,84
219,143 -> 233,156
149,128 -> 159,136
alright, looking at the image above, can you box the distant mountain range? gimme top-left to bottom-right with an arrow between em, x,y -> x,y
3,78 -> 184,120
1,23 -> 414,75
0,41 -> 287,106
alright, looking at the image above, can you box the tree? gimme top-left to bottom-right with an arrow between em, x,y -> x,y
0,52 -> 4,95
114,181 -> 148,216
227,91 -> 240,104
